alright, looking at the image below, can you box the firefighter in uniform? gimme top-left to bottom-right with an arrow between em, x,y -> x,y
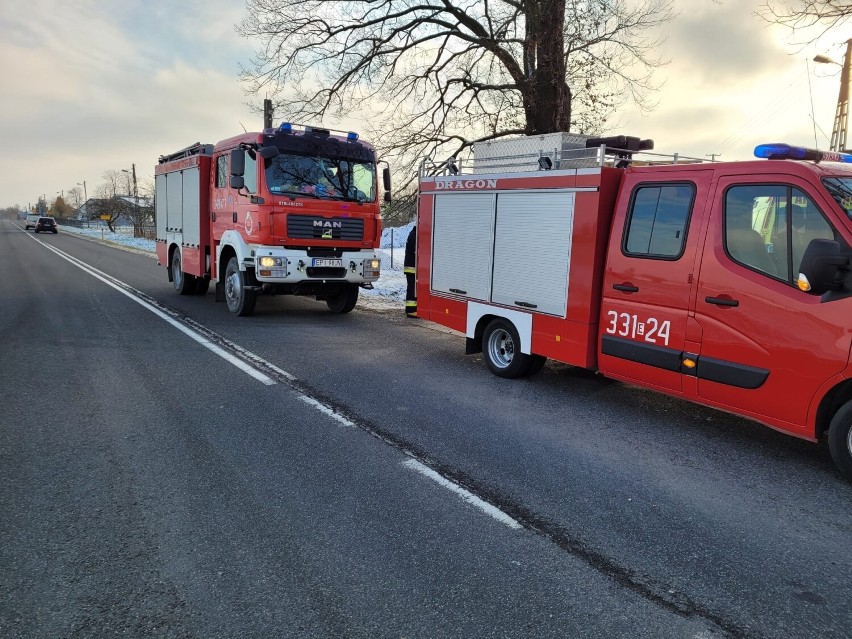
404,225 -> 417,317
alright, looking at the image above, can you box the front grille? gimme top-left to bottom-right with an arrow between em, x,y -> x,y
306,267 -> 347,278
287,215 -> 364,241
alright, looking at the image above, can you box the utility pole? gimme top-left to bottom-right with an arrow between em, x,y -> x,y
263,98 -> 273,129
819,38 -> 852,152
706,153 -> 721,162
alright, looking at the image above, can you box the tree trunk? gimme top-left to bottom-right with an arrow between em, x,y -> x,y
522,0 -> 571,135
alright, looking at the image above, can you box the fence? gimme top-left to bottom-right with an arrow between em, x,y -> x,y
57,216 -> 155,239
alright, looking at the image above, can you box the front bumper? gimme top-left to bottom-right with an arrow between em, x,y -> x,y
251,249 -> 381,284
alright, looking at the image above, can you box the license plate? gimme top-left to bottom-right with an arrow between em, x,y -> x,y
312,258 -> 342,267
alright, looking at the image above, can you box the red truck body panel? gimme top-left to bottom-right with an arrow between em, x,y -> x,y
417,147 -> 852,451
154,126 -> 384,304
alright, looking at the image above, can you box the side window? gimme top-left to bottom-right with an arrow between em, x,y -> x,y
624,183 -> 694,258
788,200 -> 835,276
216,155 -> 228,188
244,150 -> 257,194
725,185 -> 836,284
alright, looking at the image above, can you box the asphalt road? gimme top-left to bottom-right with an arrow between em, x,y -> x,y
0,220 -> 850,638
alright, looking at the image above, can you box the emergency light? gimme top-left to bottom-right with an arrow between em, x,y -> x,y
754,143 -> 852,164
275,121 -> 360,141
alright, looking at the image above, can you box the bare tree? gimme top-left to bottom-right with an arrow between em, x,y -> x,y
126,176 -> 154,237
90,183 -> 131,232
66,186 -> 84,210
238,0 -> 674,181
101,170 -> 127,198
758,1 -> 852,38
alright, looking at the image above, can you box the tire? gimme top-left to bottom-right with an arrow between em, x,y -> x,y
172,250 -> 196,295
326,283 -> 359,314
482,318 -> 536,379
828,401 -> 852,481
224,257 -> 257,316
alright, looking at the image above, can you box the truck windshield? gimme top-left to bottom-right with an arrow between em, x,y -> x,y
822,177 -> 852,220
265,153 -> 376,203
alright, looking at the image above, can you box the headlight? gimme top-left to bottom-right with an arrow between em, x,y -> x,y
259,256 -> 283,267
362,258 -> 380,278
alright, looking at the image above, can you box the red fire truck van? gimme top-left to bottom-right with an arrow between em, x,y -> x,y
415,135 -> 852,480
155,123 -> 389,316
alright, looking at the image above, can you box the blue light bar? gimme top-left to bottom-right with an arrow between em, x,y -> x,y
754,143 -> 852,163
278,122 -> 293,133
347,131 -> 359,141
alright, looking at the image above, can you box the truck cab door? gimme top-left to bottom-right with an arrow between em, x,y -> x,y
693,178 -> 848,436
599,170 -> 712,394
211,152 -> 231,242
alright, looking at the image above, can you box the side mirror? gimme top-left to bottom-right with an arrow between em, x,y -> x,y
230,149 -> 245,176
382,166 -> 391,191
384,192 -> 391,203
258,146 -> 280,160
230,175 -> 245,190
798,239 -> 848,295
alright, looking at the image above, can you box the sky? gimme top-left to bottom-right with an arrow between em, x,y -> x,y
1,0 -> 850,210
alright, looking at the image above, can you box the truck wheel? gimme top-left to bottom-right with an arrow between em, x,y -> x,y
172,250 -> 196,295
828,402 -> 852,481
482,318 -> 535,379
224,257 -> 257,316
326,283 -> 359,313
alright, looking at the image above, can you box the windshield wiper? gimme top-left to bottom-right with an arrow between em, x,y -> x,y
270,188 -> 321,200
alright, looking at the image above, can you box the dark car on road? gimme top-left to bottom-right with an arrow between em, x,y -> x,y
34,217 -> 58,234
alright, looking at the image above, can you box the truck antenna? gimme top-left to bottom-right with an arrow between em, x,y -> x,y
239,122 -> 247,133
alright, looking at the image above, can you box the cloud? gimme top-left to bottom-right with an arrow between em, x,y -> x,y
0,0 -> 259,207
663,0 -> 787,86
615,0 -> 845,161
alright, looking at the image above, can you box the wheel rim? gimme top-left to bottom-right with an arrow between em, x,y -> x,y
487,327 -> 514,368
225,267 -> 241,309
172,253 -> 183,289
847,425 -> 852,458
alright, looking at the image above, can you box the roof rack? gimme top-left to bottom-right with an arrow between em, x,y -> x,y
419,132 -> 713,176
158,143 -> 214,164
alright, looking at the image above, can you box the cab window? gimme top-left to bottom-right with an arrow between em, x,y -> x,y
623,183 -> 694,258
216,156 -> 228,188
243,150 -> 257,194
724,185 -> 836,284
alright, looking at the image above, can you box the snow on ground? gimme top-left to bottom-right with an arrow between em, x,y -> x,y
57,222 -> 414,313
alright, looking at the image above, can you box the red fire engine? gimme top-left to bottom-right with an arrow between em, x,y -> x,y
415,135 -> 852,480
155,122 -> 389,316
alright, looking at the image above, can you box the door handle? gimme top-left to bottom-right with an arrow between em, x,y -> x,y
613,283 -> 639,293
705,296 -> 739,307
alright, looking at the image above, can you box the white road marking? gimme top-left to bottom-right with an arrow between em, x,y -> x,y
298,395 -> 355,427
402,458 -> 522,530
28,230 -> 525,535
30,236 -> 276,385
